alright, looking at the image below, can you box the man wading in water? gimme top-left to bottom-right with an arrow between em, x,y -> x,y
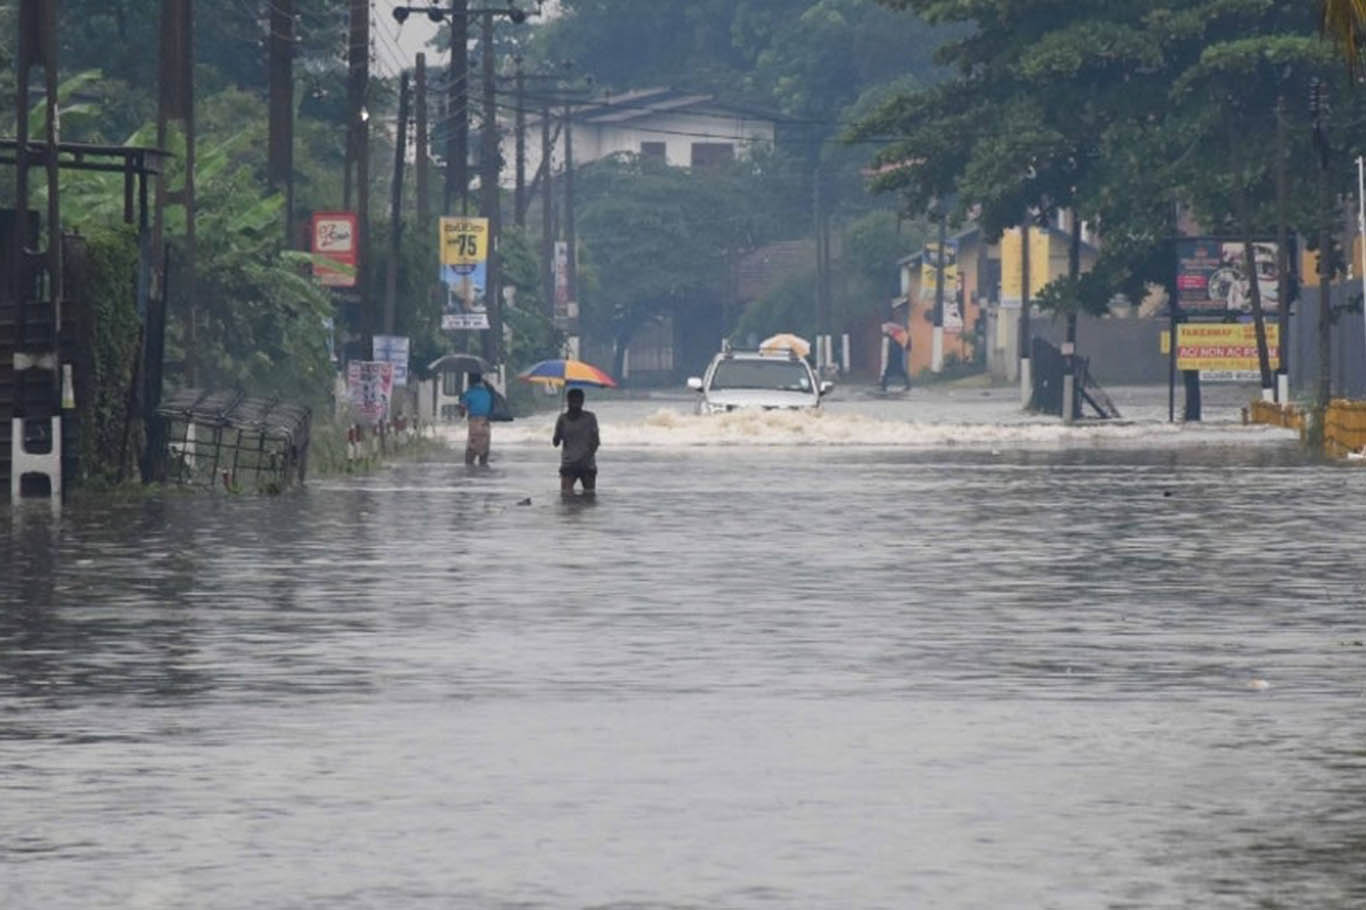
459,372 -> 493,466
553,388 -> 600,496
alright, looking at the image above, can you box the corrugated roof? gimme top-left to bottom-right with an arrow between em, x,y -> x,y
157,389 -> 311,441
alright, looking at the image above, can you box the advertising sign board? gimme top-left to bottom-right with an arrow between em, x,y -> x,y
1174,323 -> 1280,372
439,217 -> 490,332
311,212 -> 358,287
347,361 -> 395,424
1175,238 -> 1280,315
372,334 -> 410,387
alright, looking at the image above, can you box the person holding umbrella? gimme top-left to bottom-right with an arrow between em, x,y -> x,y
880,322 -> 911,392
518,358 -> 616,493
553,387 -> 600,496
458,372 -> 494,466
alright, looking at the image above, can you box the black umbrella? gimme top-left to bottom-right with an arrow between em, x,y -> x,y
427,353 -> 492,375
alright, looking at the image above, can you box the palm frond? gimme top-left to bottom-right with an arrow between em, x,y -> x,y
1320,0 -> 1366,73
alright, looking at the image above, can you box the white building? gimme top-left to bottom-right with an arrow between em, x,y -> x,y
500,87 -> 777,185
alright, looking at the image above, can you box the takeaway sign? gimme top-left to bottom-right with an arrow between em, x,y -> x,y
1175,323 -> 1280,372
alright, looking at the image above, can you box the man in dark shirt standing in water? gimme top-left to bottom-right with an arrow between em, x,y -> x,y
553,388 -> 600,495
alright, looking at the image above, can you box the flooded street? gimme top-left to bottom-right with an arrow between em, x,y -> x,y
3,386 -> 1366,909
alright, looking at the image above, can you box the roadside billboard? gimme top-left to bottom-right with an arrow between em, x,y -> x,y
347,360 -> 394,423
1172,323 -> 1280,372
439,216 -> 490,331
310,211 -> 358,287
1175,238 -> 1280,316
372,334 -> 410,387
553,240 -> 576,329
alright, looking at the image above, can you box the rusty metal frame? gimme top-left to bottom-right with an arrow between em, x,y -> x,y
155,389 -> 312,492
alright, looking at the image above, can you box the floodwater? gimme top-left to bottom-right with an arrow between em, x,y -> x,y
3,383 -> 1366,909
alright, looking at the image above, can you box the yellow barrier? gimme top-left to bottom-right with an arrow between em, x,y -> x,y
1247,398 -> 1366,457
1246,399 -> 1305,433
1324,399 -> 1366,458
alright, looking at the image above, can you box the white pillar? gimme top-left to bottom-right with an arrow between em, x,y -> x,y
1061,341 -> 1074,425
1277,372 -> 1289,403
931,326 -> 944,373
1020,357 -> 1032,407
11,417 -> 62,500
841,333 -> 850,374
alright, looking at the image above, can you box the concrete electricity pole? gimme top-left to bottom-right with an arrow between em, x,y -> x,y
931,205 -> 945,374
384,71 -> 410,336
344,0 -> 370,341
156,0 -> 196,386
514,55 -> 527,228
564,92 -> 578,355
448,0 -> 469,215
1275,93 -> 1291,404
1019,221 -> 1032,406
542,97 -> 555,320
267,0 -> 294,246
480,11 -> 503,364
1062,211 -> 1081,425
1312,78 -> 1334,414
415,53 -> 430,242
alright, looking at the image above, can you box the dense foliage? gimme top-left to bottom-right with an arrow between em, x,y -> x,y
855,0 -> 1366,313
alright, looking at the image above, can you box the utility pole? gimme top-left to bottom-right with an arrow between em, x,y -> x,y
1019,221 -> 1032,406
267,0 -> 294,247
1062,211 -> 1080,425
157,0 -> 195,386
10,0 -> 62,499
447,0 -> 469,215
822,209 -> 833,369
344,0 -> 369,342
564,92 -> 577,355
384,71 -> 410,336
1312,78 -> 1333,415
931,205 -> 946,374
480,11 -> 502,364
415,53 -> 430,244
514,55 -> 527,227
813,165 -> 829,370
542,97 -> 554,319
1275,92 -> 1291,404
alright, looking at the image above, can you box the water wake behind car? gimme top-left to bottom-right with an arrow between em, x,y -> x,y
464,404 -> 1298,450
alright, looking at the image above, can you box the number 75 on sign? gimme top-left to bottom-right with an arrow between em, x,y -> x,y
439,217 -> 489,267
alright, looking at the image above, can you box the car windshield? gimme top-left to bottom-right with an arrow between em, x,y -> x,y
709,359 -> 813,392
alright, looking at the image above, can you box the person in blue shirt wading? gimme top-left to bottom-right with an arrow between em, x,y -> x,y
459,372 -> 494,466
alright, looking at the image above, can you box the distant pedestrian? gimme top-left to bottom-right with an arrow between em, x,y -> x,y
459,371 -> 494,466
880,336 -> 911,391
553,387 -> 600,495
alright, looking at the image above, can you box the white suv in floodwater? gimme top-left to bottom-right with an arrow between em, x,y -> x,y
687,349 -> 833,414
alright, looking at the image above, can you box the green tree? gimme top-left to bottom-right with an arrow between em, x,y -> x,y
856,0 -> 1360,315
574,153 -> 779,376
